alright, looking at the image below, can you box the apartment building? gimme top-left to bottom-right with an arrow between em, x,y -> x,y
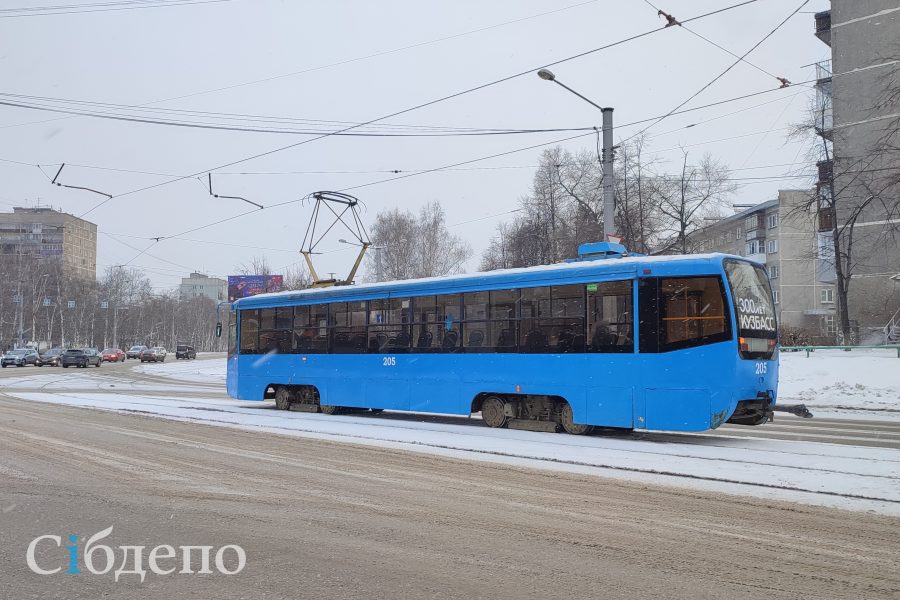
691,190 -> 840,342
0,206 -> 97,281
813,1 -> 900,339
179,272 -> 227,303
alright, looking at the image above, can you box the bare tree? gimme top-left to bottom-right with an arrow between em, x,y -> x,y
368,200 -> 472,281
236,255 -> 272,276
655,151 -> 735,254
282,263 -> 311,291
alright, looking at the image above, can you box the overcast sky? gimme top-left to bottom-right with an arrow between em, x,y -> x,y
0,0 -> 831,289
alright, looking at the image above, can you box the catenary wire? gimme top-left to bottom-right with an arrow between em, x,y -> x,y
0,0 -> 235,18
623,0 -> 811,143
72,0 -> 763,219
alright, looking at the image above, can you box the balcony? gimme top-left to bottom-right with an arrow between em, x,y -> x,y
746,253 -> 766,265
814,61 -> 833,139
817,159 -> 833,184
745,229 -> 766,242
815,10 -> 831,46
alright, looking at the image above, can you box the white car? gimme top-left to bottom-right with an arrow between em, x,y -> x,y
139,347 -> 167,363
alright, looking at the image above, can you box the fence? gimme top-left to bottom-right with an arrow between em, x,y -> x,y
781,345 -> 900,358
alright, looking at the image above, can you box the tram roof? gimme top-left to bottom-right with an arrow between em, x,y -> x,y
235,252 -> 747,308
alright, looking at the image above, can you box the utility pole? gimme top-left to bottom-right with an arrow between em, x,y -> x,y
601,107 -> 615,241
16,280 -> 24,348
538,69 -> 617,241
375,246 -> 384,283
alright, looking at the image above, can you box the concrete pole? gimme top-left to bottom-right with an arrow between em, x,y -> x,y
16,281 -> 24,348
375,246 -> 384,283
601,107 -> 615,241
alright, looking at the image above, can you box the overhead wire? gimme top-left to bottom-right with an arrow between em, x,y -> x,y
624,0 -> 811,143
71,0 -> 763,219
0,0 -> 235,18
0,0 -> 601,130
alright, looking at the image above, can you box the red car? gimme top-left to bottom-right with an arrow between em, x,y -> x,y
101,348 -> 126,362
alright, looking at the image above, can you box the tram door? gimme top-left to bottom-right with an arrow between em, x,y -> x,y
584,280 -> 636,428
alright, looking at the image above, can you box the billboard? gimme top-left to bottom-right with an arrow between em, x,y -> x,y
227,275 -> 283,301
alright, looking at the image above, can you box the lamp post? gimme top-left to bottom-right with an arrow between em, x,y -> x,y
339,239 -> 384,282
537,68 -> 616,242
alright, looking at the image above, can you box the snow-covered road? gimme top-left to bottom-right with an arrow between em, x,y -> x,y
3,352 -> 899,515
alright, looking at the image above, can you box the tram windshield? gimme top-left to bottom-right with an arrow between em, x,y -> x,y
724,259 -> 777,359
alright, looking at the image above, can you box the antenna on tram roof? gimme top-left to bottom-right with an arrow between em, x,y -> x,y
299,191 -> 371,287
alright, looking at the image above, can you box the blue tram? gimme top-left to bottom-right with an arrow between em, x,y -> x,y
225,243 -> 779,433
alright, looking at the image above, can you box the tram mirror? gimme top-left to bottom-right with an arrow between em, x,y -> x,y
215,322 -> 222,338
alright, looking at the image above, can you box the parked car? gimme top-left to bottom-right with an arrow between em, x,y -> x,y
61,348 -> 102,368
38,347 -> 65,367
175,344 -> 197,360
1,348 -> 41,367
126,345 -> 147,360
140,347 -> 167,363
101,348 -> 126,362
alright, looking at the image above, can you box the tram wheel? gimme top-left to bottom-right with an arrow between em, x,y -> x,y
561,402 -> 593,435
319,404 -> 341,415
274,386 -> 292,411
481,395 -> 509,428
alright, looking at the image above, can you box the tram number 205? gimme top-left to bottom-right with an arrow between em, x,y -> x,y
755,362 -> 767,375
383,356 -> 397,367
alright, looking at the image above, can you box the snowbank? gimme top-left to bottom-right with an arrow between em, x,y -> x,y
779,349 -> 900,415
10,390 -> 900,516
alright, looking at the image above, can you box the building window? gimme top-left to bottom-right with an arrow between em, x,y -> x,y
772,289 -> 779,305
744,216 -> 757,232
817,233 -> 835,260
767,213 -> 779,229
823,315 -> 836,334
745,240 -> 761,255
736,226 -> 742,238
821,288 -> 834,303
767,240 -> 778,254
725,231 -> 732,243
768,265 -> 779,279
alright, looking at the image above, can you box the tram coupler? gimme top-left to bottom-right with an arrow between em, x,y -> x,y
771,404 -> 814,419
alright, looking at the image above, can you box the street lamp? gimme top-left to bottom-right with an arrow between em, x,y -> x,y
537,69 -> 616,241
339,239 -> 385,283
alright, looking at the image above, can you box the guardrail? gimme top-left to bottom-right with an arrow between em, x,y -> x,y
781,345 -> 900,358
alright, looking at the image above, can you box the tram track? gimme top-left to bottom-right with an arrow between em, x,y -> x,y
3,397 -> 899,599
3,390 -> 897,512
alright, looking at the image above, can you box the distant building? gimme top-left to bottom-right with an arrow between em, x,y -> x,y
0,206 -> 97,281
812,2 -> 900,340
179,272 -> 227,303
689,190 -> 840,343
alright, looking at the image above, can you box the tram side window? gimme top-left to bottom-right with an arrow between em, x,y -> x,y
519,287 -> 550,352
227,310 -> 237,356
331,301 -> 367,353
258,307 -> 293,353
519,286 -> 585,353
640,277 -> 731,352
414,294 -> 461,352
239,309 -> 259,354
368,298 -> 412,353
463,291 -> 489,351
292,304 -> 328,353
489,289 -> 518,352
587,281 -> 633,353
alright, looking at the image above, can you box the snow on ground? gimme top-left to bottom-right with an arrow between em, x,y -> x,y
8,390 -> 900,516
133,353 -> 226,384
0,369 -> 222,395
780,349 -> 900,416
135,350 -> 900,419
5,351 -> 900,514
